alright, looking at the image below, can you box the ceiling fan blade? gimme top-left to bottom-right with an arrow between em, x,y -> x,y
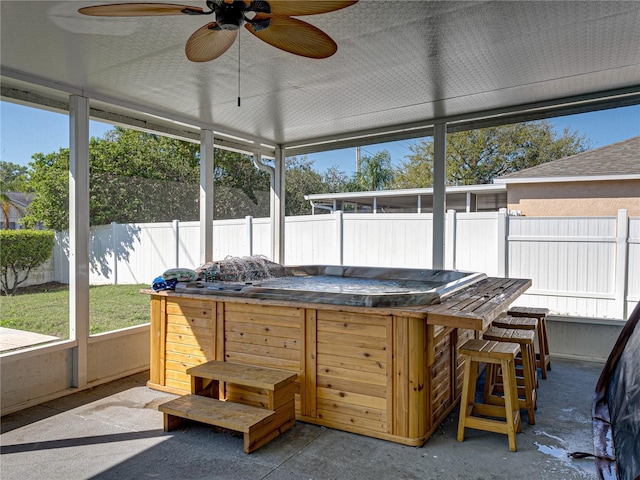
186,23 -> 237,62
245,16 -> 337,59
264,1 -> 358,17
78,3 -> 204,17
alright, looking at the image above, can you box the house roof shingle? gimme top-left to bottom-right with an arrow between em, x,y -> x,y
495,135 -> 640,183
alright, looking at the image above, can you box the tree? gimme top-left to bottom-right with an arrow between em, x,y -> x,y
0,161 -> 29,192
213,149 -> 270,219
393,122 -> 589,188
356,150 -> 394,191
0,161 -> 30,229
0,230 -> 54,295
23,127 -> 275,229
323,166 -> 361,193
285,156 -> 326,216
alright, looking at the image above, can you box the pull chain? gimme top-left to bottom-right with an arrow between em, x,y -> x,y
237,26 -> 241,107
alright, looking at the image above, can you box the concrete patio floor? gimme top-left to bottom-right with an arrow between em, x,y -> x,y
1,358 -> 602,480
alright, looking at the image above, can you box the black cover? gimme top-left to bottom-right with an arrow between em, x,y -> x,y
592,300 -> 640,480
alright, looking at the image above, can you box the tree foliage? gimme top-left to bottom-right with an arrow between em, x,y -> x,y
356,150 -> 394,191
23,127 -> 275,229
1,161 -> 31,228
0,230 -> 54,295
285,156 -> 326,216
393,122 -> 589,188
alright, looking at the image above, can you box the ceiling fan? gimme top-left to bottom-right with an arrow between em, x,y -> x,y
78,1 -> 358,61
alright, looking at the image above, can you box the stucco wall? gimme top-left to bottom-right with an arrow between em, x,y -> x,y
507,180 -> 640,216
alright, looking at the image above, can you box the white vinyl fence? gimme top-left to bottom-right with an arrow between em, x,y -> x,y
30,209 -> 638,320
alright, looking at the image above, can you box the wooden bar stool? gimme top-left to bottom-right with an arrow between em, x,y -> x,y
482,327 -> 537,425
492,314 -> 539,387
457,339 -> 522,452
508,306 -> 551,378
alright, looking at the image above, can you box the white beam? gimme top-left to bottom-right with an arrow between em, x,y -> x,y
432,123 -> 446,269
69,94 -> 90,389
200,130 -> 214,264
273,148 -> 286,264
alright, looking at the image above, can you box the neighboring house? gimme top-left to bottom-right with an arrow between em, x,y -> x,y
306,136 -> 640,217
0,192 -> 32,229
494,136 -> 640,216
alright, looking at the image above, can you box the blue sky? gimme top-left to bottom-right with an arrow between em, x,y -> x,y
1,100 -> 638,176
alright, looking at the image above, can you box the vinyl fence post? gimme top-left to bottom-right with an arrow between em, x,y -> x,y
173,219 -> 180,267
498,208 -> 508,277
614,209 -> 628,319
246,216 -> 254,257
111,221 -> 118,285
335,210 -> 344,266
445,209 -> 456,270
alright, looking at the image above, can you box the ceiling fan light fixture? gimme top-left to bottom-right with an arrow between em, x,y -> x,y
214,1 -> 244,30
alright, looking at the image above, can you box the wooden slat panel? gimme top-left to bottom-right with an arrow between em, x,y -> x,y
224,351 -> 300,370
304,309 -> 317,418
316,342 -> 387,363
407,317 -> 426,438
316,407 -> 387,433
165,377 -> 190,391
317,397 -> 386,422
166,304 -> 214,319
316,353 -> 386,375
316,375 -> 385,399
166,332 -> 210,348
166,340 -> 214,358
393,316 -> 409,437
166,314 -> 214,330
317,313 -> 389,334
165,351 -> 209,366
317,386 -> 386,410
225,330 -> 300,350
317,364 -> 387,386
225,302 -> 302,319
149,295 -> 162,385
226,320 -> 300,339
225,341 -> 300,361
316,331 -> 388,350
166,323 -> 213,337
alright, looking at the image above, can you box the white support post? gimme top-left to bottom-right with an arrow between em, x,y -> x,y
273,147 -> 286,264
111,221 -> 118,285
417,195 -> 422,214
498,208 -> 508,277
614,209 -> 629,319
335,210 -> 344,265
373,197 -> 377,214
432,123 -> 446,269
173,219 -> 180,267
69,94 -> 90,389
200,130 -> 214,264
445,209 -> 456,270
246,216 -> 254,256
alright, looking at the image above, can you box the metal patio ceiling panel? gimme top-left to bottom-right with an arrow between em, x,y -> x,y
1,1 -> 639,149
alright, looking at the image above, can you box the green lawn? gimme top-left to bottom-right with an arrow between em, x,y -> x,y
0,283 -> 150,338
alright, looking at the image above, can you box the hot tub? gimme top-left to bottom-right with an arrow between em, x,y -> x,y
174,265 -> 486,308
144,263 -> 530,447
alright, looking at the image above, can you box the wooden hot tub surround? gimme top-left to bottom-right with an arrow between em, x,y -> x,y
142,276 -> 531,446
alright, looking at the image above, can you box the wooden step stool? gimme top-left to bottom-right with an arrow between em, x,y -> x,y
457,339 -> 522,452
508,306 -> 551,378
158,361 -> 297,453
482,326 -> 537,425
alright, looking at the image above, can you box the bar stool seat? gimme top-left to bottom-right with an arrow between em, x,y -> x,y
482,326 -> 537,425
508,306 -> 551,378
457,339 -> 522,452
